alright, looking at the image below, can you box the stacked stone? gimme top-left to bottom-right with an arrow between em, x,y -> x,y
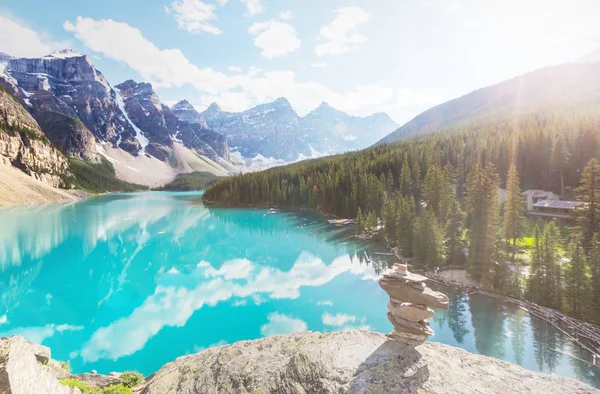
379,263 -> 449,346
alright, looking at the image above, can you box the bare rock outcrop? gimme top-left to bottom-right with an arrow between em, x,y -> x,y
140,330 -> 598,394
0,88 -> 69,186
0,336 -> 78,394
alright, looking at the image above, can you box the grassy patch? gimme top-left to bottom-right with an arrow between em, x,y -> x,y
68,157 -> 147,194
59,379 -> 133,394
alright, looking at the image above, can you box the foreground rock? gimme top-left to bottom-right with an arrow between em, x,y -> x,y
0,336 -> 77,394
140,330 -> 597,394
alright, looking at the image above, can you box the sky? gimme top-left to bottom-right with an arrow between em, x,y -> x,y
1,0 -> 599,124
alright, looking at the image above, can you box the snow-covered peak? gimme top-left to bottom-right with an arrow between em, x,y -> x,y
45,49 -> 84,59
172,99 -> 196,111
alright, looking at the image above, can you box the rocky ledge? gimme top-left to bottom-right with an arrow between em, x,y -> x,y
2,331 -> 597,394
140,330 -> 597,394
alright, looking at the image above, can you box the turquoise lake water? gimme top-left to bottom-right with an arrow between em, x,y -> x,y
0,191 -> 598,388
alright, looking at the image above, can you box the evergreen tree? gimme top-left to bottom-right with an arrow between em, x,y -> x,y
575,158 -> 600,250
589,233 -> 600,324
413,208 -> 445,269
466,163 -> 500,282
396,196 -> 415,257
356,207 -> 364,235
527,226 -> 544,303
550,134 -> 570,197
503,163 -> 524,262
564,238 -> 589,318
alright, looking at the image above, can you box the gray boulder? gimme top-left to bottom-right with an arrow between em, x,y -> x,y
0,335 -> 77,394
140,330 -> 598,394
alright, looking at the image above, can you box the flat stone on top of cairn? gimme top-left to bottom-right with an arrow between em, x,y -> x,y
379,264 -> 449,346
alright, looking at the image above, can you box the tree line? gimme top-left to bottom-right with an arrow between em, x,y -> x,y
204,107 -> 600,323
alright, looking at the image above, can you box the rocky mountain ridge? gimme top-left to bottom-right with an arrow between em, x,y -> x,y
0,50 -> 231,172
171,97 -> 398,161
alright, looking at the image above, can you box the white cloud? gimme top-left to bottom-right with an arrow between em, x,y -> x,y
228,65 -> 243,72
396,88 -> 448,108
203,258 -> 254,280
167,267 -> 180,275
317,300 -> 333,307
63,17 -> 230,93
316,7 -> 369,56
260,313 -> 307,337
0,324 -> 83,345
0,15 -> 68,58
79,252 -> 376,362
279,10 -> 294,20
311,62 -> 327,68
241,0 -> 264,16
63,17 -> 395,116
217,0 -> 228,5
248,20 -> 301,59
322,312 -> 356,327
0,314 -> 7,325
165,0 -> 222,35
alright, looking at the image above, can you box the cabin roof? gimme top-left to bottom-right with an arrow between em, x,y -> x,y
521,189 -> 553,198
533,200 -> 578,210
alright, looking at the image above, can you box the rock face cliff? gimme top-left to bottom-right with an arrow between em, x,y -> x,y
0,87 -> 68,186
171,98 -> 398,161
140,330 -> 597,394
116,80 -> 230,163
0,50 -> 132,160
0,51 -> 230,166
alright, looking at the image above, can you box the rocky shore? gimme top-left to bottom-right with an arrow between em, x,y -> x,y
2,331 -> 597,394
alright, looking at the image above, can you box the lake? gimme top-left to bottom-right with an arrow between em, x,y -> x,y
0,191 -> 598,388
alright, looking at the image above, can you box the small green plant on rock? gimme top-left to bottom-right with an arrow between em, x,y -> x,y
59,379 -> 133,394
120,371 -> 144,388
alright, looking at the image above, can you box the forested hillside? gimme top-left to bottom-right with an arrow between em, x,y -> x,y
204,105 -> 600,324
379,62 -> 600,143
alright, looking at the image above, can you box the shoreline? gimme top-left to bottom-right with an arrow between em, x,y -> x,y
420,267 -> 600,363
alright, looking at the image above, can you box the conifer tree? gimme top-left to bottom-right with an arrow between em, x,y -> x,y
589,234 -> 600,324
527,226 -> 544,303
466,163 -> 500,282
575,158 -> 600,250
550,134 -> 570,196
396,196 -> 415,257
564,238 -> 589,318
503,163 -> 524,261
356,207 -> 364,235
413,208 -> 445,269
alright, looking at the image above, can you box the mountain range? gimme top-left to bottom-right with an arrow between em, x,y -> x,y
0,49 -> 398,188
172,97 -> 398,161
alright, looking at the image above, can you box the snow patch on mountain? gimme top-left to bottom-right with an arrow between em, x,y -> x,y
115,90 -> 149,154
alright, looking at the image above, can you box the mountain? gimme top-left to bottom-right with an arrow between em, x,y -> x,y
0,50 -> 232,186
115,80 -> 230,163
301,101 -> 398,153
380,62 -> 600,143
171,98 -> 398,161
0,85 -> 68,185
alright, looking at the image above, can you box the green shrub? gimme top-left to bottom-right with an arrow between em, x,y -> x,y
120,371 -> 144,388
59,379 -> 133,394
100,384 -> 133,394
59,379 -> 96,394
60,361 -> 71,374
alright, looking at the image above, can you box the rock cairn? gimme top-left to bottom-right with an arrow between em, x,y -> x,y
379,263 -> 449,346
